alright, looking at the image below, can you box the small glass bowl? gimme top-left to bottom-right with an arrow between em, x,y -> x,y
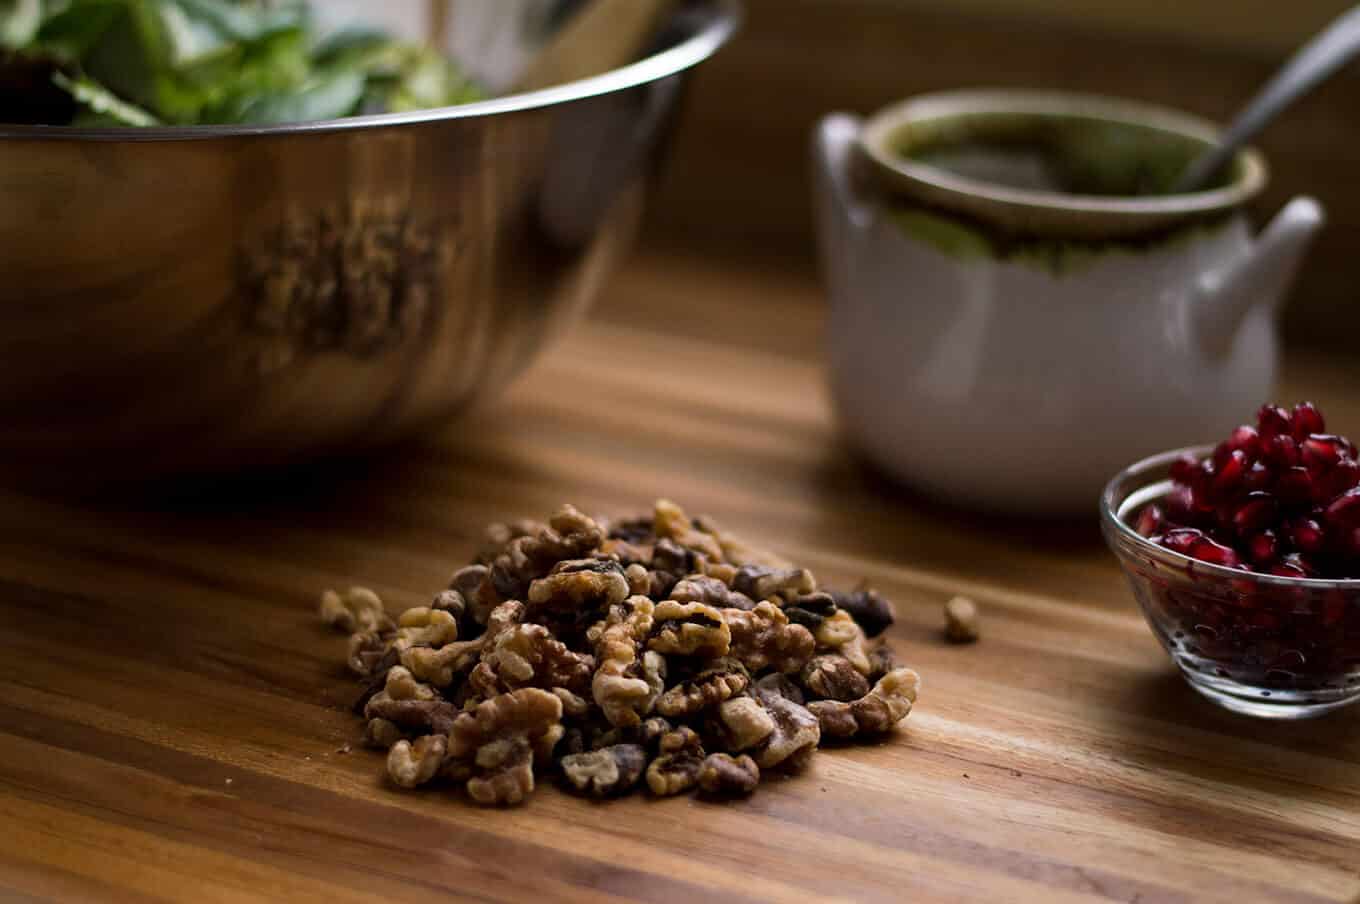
1101,445 -> 1360,719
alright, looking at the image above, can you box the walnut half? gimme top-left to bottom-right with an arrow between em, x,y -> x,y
809,668 -> 921,739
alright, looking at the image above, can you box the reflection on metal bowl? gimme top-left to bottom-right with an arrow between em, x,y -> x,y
0,1 -> 739,485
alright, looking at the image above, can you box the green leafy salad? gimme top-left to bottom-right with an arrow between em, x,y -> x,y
0,0 -> 484,126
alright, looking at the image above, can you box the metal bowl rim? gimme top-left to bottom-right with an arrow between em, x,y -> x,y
0,0 -> 741,142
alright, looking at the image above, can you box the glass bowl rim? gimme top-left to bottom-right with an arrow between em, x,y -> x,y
1100,443 -> 1360,589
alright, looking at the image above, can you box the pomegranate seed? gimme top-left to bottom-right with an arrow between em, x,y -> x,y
1163,484 -> 1195,523
1190,537 -> 1242,569
1281,553 -> 1317,577
1244,462 -> 1273,493
1257,405 -> 1292,438
1135,504 -> 1164,538
1320,458 -> 1360,500
1289,517 -> 1327,555
1291,402 -> 1326,440
1260,433 -> 1300,469
1269,560 -> 1309,579
1228,425 -> 1260,458
1246,530 -> 1278,565
1302,435 -> 1347,473
1233,492 -> 1277,533
1275,467 -> 1313,505
1325,489 -> 1360,526
1169,452 -> 1201,484
1213,450 -> 1248,497
1159,528 -> 1204,555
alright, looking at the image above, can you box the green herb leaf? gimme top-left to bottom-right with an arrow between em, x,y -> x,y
0,0 -> 42,49
52,68 -> 159,125
231,67 -> 363,124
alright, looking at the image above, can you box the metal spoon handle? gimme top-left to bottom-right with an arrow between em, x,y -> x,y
1174,3 -> 1360,193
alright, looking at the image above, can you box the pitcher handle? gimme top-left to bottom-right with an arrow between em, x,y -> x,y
1192,196 -> 1325,357
813,114 -> 874,231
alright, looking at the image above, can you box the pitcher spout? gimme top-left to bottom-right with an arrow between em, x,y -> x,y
1192,197 -> 1325,357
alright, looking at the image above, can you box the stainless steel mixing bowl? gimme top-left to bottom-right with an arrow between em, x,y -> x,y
0,1 -> 738,485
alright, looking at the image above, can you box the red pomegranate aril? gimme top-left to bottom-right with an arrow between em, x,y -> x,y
1189,537 -> 1242,569
1163,484 -> 1196,523
1268,560 -> 1309,579
1244,462 -> 1273,493
1246,530 -> 1278,565
1291,402 -> 1326,440
1261,433 -> 1300,469
1228,425 -> 1260,457
1320,458 -> 1360,500
1213,450 -> 1248,497
1289,517 -> 1327,555
1233,492 -> 1277,533
1160,528 -> 1205,556
1135,504 -> 1164,538
1324,487 -> 1360,527
1276,467 -> 1313,505
1282,553 -> 1318,577
1257,405 -> 1292,439
1302,435 -> 1348,473
1169,452 -> 1200,484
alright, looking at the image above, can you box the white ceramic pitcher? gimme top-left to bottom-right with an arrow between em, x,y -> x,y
814,91 -> 1325,514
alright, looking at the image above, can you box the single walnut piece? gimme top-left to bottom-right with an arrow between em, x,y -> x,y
387,734 -> 447,788
364,717 -> 407,749
702,560 -> 739,586
347,629 -> 396,678
449,564 -> 495,626
782,591 -> 838,630
754,672 -> 805,705
814,610 -> 871,676
944,596 -> 980,643
655,658 -> 749,718
670,575 -> 756,611
646,725 -> 706,796
469,623 -> 595,698
648,600 -> 732,658
320,587 -> 394,634
831,588 -> 896,638
751,686 -> 821,769
395,607 -> 459,648
363,667 -> 461,736
800,654 -> 870,702
698,753 -> 760,796
652,499 -> 724,562
732,565 -> 816,602
714,696 -> 776,751
447,688 -> 565,806
560,744 -> 648,797
809,668 -> 921,739
724,601 -> 816,674
528,558 -> 630,614
591,597 -> 658,727
551,687 -> 592,718
624,563 -> 652,596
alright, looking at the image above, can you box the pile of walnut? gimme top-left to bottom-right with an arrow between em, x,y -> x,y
320,500 -> 920,806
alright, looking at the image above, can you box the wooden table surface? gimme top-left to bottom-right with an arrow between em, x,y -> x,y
2,248 -> 1358,903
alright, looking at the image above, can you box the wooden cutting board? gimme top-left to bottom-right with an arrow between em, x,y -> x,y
0,249 -> 1357,903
